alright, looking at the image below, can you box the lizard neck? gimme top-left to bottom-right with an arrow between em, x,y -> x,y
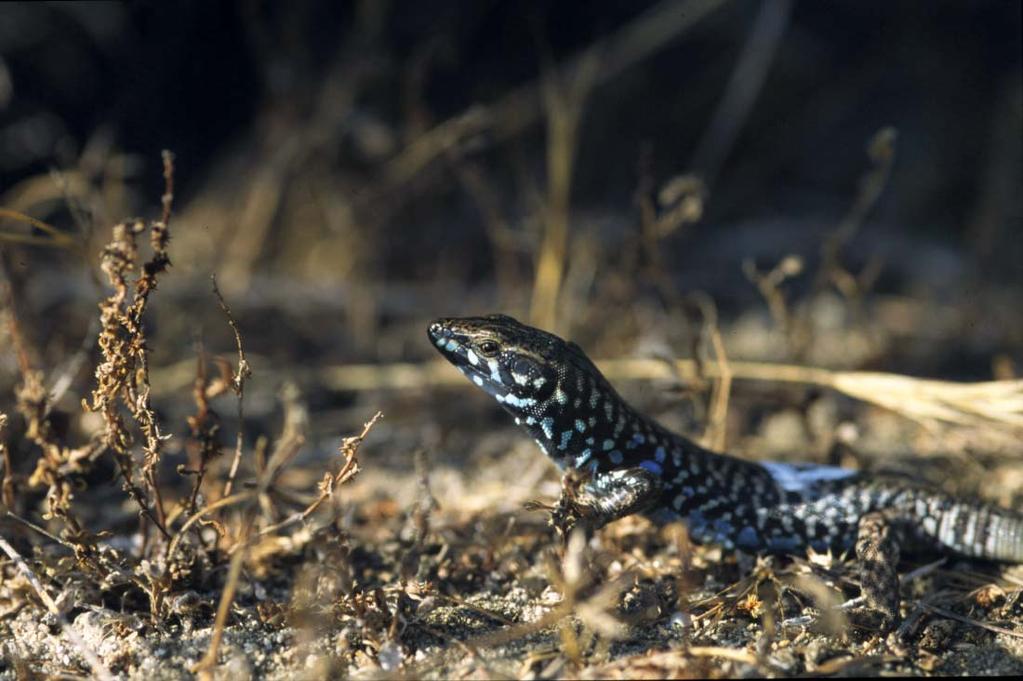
513,376 -> 642,470
507,350 -> 689,473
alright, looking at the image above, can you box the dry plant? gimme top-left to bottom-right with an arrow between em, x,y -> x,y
687,293 -> 734,453
1,151 -> 394,676
18,368 -> 102,541
187,409 -> 381,677
85,179 -> 173,543
2,267 -> 101,545
0,412 -> 11,508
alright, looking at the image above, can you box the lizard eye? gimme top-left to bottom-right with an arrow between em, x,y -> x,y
478,340 -> 501,357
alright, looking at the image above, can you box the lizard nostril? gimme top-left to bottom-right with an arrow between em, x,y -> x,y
428,322 -> 448,338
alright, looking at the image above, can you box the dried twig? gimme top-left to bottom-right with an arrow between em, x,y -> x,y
742,255 -> 804,352
165,492 -> 255,566
921,603 -> 1023,640
0,413 -> 12,509
251,411 -> 381,541
213,275 -> 251,500
1,270 -> 31,378
183,343 -> 222,519
817,127 -> 898,293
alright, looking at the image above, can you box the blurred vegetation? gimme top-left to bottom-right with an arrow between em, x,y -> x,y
0,1 -> 1021,677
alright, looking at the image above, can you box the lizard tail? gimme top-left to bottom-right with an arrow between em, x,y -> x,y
929,500 -> 1023,562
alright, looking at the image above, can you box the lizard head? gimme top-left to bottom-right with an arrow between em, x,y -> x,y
428,314 -> 564,417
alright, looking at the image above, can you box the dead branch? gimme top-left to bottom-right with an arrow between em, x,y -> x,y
213,275 -> 251,500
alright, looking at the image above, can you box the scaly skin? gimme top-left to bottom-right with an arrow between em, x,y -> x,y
429,314 -> 1023,622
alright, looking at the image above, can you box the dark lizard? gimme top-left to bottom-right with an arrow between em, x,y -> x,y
428,314 -> 1023,624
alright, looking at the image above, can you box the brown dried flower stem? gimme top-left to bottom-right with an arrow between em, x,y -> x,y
87,151 -> 177,539
0,413 -> 12,509
213,275 -> 251,501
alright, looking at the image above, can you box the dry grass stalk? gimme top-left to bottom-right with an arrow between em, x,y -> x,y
690,294 -> 733,452
0,207 -> 76,249
828,372 -> 1023,430
317,358 -> 1023,433
528,52 -> 599,334
689,0 -> 794,188
193,514 -> 252,681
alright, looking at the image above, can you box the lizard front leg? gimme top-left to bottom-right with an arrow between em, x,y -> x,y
552,466 -> 664,538
855,510 -> 902,627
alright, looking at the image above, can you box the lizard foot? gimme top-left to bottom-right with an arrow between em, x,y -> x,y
854,511 -> 902,630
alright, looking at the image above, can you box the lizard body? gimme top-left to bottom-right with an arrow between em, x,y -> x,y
429,314 -> 1023,621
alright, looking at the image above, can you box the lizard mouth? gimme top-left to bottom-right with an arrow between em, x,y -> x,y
428,319 -> 463,359
428,319 -> 512,393
429,320 -> 483,373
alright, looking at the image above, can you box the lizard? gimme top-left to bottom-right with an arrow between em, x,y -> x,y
428,313 -> 1023,625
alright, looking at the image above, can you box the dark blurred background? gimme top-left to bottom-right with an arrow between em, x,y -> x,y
0,0 -> 1020,458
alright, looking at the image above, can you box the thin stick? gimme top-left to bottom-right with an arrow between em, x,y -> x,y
921,603 -> 1023,640
0,208 -> 76,248
1,509 -> 73,550
689,0 -> 794,188
193,516 -> 252,679
165,492 -> 255,565
691,294 -> 733,451
212,275 -> 251,500
528,52 -> 599,334
0,533 -> 114,681
0,413 -> 12,509
245,411 -> 381,545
